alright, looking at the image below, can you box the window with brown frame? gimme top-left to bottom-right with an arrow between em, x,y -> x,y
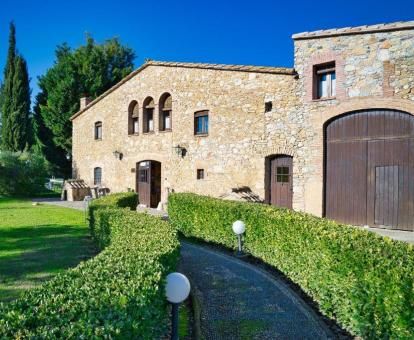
159,93 -> 172,131
194,110 -> 209,135
94,167 -> 102,185
128,101 -> 139,135
197,169 -> 205,180
143,97 -> 155,133
314,62 -> 336,99
94,121 -> 102,140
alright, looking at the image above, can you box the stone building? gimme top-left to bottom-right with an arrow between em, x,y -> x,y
71,21 -> 414,231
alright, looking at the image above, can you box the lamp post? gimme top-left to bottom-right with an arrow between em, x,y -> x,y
232,220 -> 246,257
83,196 -> 93,222
166,272 -> 191,340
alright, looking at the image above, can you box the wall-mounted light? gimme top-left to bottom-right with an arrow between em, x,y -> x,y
113,150 -> 123,160
173,145 -> 186,158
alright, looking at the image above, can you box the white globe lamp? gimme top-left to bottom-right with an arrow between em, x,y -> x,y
232,220 -> 246,256
232,220 -> 246,235
166,272 -> 191,303
166,272 -> 191,340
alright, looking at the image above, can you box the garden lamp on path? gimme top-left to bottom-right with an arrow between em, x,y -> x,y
232,220 -> 246,257
166,272 -> 191,340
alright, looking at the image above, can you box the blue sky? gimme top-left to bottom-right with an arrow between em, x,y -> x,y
0,0 -> 412,102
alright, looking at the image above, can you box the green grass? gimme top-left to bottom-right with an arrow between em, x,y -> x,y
0,197 -> 95,302
179,303 -> 190,338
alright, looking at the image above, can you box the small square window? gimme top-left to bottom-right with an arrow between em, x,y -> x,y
197,169 -> 205,180
139,169 -> 148,183
265,101 -> 272,112
276,166 -> 289,183
314,62 -> 336,99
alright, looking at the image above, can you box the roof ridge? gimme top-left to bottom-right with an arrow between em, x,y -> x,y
293,20 -> 414,40
146,59 -> 295,73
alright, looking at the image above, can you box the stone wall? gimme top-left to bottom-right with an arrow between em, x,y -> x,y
290,26 -> 414,215
72,22 -> 414,216
72,64 -> 297,205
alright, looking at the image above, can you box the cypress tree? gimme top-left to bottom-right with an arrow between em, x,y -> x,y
0,82 -> 3,144
1,22 -> 31,151
1,22 -> 16,150
10,56 -> 31,151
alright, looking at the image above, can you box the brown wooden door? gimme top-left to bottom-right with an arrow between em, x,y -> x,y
137,161 -> 151,207
136,160 -> 161,208
325,109 -> 414,230
270,156 -> 293,209
150,161 -> 161,208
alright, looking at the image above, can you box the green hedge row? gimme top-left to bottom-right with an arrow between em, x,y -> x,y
88,192 -> 138,249
0,193 -> 179,339
168,193 -> 414,339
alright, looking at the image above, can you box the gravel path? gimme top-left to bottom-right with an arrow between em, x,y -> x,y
31,198 -> 87,211
179,241 -> 334,340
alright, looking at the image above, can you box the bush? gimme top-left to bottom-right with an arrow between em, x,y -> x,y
89,192 -> 139,211
0,150 -> 50,196
0,194 -> 179,339
88,192 -> 138,247
168,193 -> 414,339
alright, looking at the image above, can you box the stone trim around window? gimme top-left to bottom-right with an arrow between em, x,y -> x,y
305,51 -> 345,102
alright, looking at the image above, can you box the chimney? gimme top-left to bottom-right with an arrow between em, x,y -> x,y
80,96 -> 92,110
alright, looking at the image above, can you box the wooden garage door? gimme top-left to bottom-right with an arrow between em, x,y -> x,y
325,109 -> 414,231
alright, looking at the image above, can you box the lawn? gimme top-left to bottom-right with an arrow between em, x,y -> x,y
0,197 -> 95,302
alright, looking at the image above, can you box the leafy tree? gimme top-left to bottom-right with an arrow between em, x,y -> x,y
1,22 -> 31,152
35,35 -> 135,176
0,82 -> 4,144
0,150 -> 50,196
32,91 -> 70,176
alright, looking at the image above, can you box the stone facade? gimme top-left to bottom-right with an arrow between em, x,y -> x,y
72,21 -> 414,219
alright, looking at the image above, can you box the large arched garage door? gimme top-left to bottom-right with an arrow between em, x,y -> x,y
325,109 -> 414,231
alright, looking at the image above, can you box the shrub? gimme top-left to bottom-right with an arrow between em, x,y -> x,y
0,150 -> 50,196
88,191 -> 138,246
0,194 -> 179,339
89,192 -> 139,211
168,193 -> 414,339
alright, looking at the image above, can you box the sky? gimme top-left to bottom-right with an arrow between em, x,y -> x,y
0,0 -> 413,103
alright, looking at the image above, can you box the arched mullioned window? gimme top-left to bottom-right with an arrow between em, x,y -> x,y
94,121 -> 102,140
159,93 -> 172,131
94,167 -> 102,185
128,101 -> 139,135
143,97 -> 155,133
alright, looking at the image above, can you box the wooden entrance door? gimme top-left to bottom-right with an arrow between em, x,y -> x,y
270,156 -> 293,209
325,109 -> 414,230
137,161 -> 150,207
136,161 -> 161,208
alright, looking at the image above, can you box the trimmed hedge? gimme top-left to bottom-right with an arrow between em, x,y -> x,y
88,192 -> 139,248
0,193 -> 179,339
168,193 -> 414,339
